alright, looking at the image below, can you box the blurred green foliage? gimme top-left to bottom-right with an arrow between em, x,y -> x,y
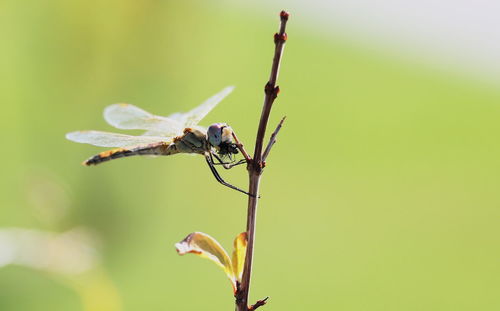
1,1 -> 499,310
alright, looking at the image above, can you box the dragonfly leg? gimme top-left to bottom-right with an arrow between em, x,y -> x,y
210,152 -> 232,165
205,155 -> 255,197
225,159 -> 246,169
211,152 -> 246,170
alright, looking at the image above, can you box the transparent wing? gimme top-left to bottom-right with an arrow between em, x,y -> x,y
66,131 -> 169,148
168,86 -> 234,127
104,103 -> 184,137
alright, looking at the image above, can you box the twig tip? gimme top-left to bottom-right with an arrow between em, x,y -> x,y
250,297 -> 270,310
280,11 -> 290,20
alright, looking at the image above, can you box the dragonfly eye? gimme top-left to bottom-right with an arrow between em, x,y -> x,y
207,123 -> 225,147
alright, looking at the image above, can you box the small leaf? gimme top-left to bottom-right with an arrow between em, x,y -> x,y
175,232 -> 235,288
231,232 -> 247,282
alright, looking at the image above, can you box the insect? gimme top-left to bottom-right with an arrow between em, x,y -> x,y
66,86 -> 252,196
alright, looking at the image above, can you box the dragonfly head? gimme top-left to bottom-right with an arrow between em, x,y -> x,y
207,123 -> 239,156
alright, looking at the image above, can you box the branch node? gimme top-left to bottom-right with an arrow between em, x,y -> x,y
264,82 -> 274,94
274,32 -> 287,43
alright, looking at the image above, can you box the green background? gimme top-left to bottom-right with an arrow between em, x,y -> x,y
1,1 -> 499,310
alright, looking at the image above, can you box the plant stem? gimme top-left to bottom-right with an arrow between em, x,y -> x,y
235,10 -> 289,311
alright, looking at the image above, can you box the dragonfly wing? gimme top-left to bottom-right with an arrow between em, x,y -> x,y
66,130 -> 169,148
169,86 -> 234,127
104,103 -> 184,137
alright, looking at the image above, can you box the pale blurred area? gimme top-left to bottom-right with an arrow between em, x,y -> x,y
0,172 -> 121,310
1,1 -> 499,310
234,0 -> 500,84
0,227 -> 121,311
0,227 -> 98,275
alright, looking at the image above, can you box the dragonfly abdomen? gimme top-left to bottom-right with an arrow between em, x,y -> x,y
84,142 -> 176,166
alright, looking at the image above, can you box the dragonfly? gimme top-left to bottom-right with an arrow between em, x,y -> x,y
66,86 -> 252,196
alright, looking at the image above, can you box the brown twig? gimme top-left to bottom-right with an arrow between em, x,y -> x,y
249,297 -> 269,310
232,131 -> 252,163
262,116 -> 286,163
235,10 -> 289,311
252,13 -> 289,167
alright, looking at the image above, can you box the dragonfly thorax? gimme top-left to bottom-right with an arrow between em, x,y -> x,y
207,123 -> 239,156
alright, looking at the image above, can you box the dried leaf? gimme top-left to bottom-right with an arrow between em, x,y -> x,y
175,232 -> 235,287
231,232 -> 247,282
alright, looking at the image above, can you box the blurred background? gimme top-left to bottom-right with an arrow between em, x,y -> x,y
1,1 -> 499,310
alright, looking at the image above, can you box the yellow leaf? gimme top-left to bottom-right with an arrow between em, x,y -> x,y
231,232 -> 247,282
175,232 -> 236,289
